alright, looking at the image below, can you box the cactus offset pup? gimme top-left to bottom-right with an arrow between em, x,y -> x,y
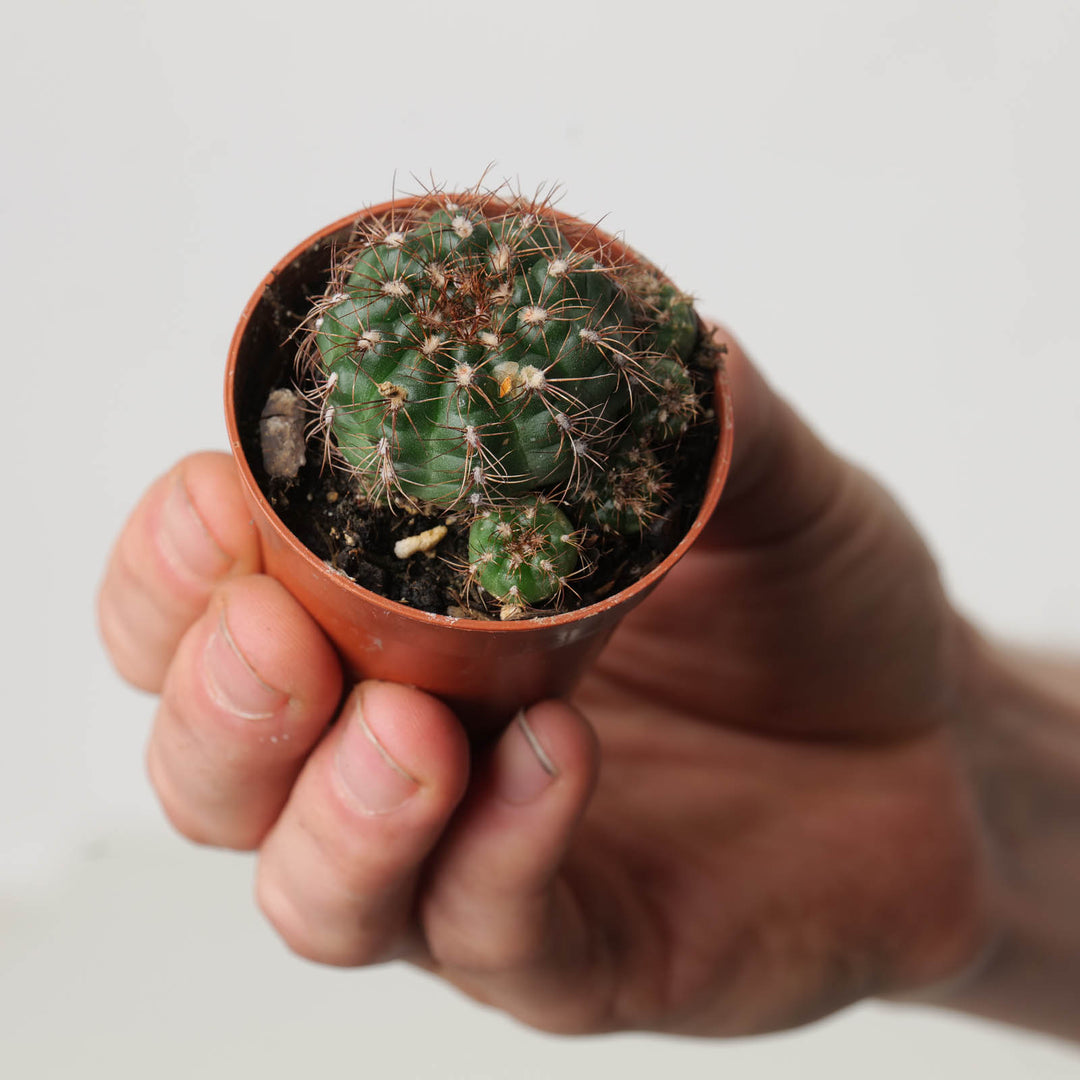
294,188 -> 712,619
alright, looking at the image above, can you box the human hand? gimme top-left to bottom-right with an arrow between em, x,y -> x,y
97,328 -> 993,1036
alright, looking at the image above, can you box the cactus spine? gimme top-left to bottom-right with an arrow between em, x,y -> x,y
300,187 -> 704,617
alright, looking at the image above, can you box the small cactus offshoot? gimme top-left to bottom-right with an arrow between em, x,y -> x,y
297,185 -> 712,617
468,499 -> 578,619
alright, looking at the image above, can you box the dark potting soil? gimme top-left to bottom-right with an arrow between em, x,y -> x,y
257,361 -> 721,620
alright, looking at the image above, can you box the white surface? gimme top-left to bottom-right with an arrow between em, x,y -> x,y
1,0 -> 1078,1075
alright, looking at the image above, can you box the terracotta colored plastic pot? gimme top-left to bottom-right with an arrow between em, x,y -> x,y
225,197 -> 734,739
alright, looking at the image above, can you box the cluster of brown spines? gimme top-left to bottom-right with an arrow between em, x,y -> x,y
580,447 -> 670,535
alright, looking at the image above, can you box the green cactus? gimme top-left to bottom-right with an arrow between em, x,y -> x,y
468,499 -> 578,617
299,189 -> 705,615
581,445 -> 669,535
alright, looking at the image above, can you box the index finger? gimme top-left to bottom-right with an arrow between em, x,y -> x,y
98,451 -> 262,692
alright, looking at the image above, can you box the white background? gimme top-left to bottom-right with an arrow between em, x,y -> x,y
2,0 -> 1078,1075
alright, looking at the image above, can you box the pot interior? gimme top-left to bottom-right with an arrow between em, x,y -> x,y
233,225 -> 352,486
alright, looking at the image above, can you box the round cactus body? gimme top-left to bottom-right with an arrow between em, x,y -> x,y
311,203 -> 646,507
649,284 -> 699,360
632,357 -> 700,444
581,446 -> 668,535
468,499 -> 578,610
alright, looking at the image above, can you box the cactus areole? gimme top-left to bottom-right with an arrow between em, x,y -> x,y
280,188 -> 721,620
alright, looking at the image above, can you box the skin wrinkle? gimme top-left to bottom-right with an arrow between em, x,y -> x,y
202,608 -> 287,721
113,524 -> 200,628
256,867 -> 340,965
420,836 -> 566,971
157,686 -> 217,768
175,466 -> 234,560
145,719 -> 219,847
302,773 -> 414,897
569,822 -> 693,1034
620,835 -> 750,1031
595,460 -> 953,742
99,466 -> 254,692
435,870 -> 621,1035
97,580 -> 170,688
154,470 -> 234,590
635,810 -> 868,1033
262,804 -> 421,966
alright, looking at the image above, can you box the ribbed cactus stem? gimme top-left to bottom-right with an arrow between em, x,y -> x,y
308,201 -> 642,507
468,499 -> 578,615
581,446 -> 668,535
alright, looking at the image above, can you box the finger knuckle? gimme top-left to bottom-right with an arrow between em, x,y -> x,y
162,619 -> 288,754
123,503 -> 212,620
146,741 -> 217,847
254,870 -> 303,947
426,912 -> 546,974
97,584 -> 168,692
146,726 -> 267,851
255,869 -> 366,967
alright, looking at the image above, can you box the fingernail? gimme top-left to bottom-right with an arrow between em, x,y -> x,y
157,473 -> 232,586
336,696 -> 419,815
203,609 -> 288,720
495,710 -> 558,805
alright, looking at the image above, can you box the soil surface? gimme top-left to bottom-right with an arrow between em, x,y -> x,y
258,371 -> 719,620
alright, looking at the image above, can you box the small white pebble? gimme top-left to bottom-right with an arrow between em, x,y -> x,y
394,525 -> 449,560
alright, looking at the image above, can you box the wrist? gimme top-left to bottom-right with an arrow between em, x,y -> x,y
922,622 -> 1080,1040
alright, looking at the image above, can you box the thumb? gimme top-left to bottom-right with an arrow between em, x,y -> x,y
703,325 -> 849,549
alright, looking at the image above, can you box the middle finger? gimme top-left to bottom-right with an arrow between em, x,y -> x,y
255,681 -> 470,967
147,573 -> 343,850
